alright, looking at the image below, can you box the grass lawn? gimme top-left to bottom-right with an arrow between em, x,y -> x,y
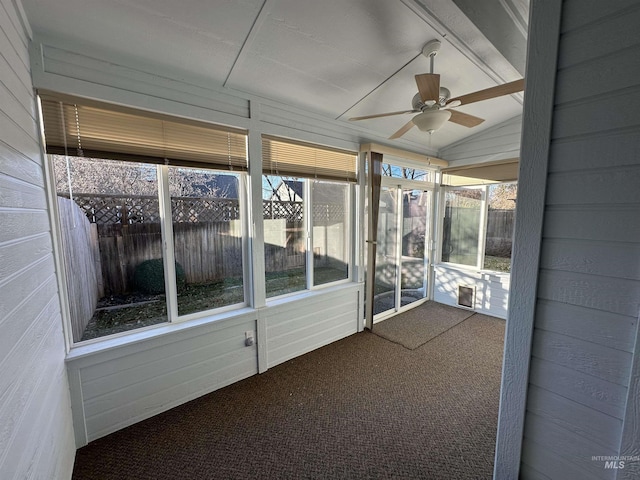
483,255 -> 511,272
81,267 -> 348,341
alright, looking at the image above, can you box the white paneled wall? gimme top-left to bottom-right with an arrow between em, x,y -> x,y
67,285 -> 360,446
439,114 -> 522,166
0,0 -> 75,478
433,265 -> 510,319
265,285 -> 360,368
68,312 -> 260,444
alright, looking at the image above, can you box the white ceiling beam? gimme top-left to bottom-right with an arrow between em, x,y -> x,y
400,0 -> 524,88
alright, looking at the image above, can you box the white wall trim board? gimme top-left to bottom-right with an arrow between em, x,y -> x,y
8,0 -> 32,40
493,1 -> 562,478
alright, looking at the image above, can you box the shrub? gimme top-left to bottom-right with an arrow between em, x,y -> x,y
133,258 -> 186,294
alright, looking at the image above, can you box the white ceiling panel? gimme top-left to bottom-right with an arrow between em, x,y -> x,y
21,0 -> 526,153
23,0 -> 264,84
226,0 -> 442,116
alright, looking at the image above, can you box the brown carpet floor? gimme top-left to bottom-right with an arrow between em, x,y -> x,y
72,303 -> 505,480
373,301 -> 476,349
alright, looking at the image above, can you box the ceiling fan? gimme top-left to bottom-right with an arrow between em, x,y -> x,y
348,40 -> 525,139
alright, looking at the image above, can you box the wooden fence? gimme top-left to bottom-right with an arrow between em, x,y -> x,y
57,197 -> 102,342
443,207 -> 516,261
96,222 -> 247,294
485,209 -> 516,256
59,193 -> 347,295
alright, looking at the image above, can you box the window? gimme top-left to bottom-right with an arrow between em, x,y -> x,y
40,92 -> 248,342
441,188 -> 483,267
483,183 -> 517,272
381,163 -> 433,182
261,136 -> 356,298
441,183 -> 517,272
168,167 -> 245,316
263,175 -> 307,297
312,181 -> 349,285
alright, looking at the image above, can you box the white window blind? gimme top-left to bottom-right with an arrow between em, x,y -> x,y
262,135 -> 357,182
441,159 -> 519,186
39,91 -> 248,171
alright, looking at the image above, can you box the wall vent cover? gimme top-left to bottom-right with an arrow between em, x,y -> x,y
457,285 -> 475,308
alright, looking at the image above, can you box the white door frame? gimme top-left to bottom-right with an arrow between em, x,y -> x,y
372,176 -> 435,323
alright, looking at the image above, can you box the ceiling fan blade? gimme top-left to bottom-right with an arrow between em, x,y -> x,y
348,109 -> 418,121
447,109 -> 485,128
415,74 -> 440,103
447,78 -> 525,106
389,119 -> 415,139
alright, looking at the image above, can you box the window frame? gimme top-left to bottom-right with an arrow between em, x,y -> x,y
438,182 -> 516,274
160,165 -> 250,324
263,176 -> 354,301
39,93 -> 361,347
48,154 -> 252,345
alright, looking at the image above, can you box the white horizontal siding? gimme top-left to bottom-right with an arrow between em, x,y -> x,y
525,413 -> 617,479
531,329 -> 631,386
438,114 -> 522,165
265,285 -> 360,368
69,313 -> 259,444
0,0 -> 75,478
521,438 -> 613,480
534,300 -> 636,353
526,385 -> 622,451
528,358 -> 627,420
433,265 -> 510,319
67,285 -> 361,446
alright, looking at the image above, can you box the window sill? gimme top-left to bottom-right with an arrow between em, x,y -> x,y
265,279 -> 359,307
66,305 -> 256,362
435,263 -> 511,278
66,282 -> 363,363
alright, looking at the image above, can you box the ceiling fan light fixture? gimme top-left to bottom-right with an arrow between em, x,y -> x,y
413,110 -> 451,133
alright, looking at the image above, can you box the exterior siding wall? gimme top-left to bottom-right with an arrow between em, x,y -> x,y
520,1 -> 640,478
0,0 -> 76,478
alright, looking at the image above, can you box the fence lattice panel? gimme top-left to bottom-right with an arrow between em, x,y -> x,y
263,200 -> 304,221
67,194 -> 346,226
171,198 -> 240,223
313,203 -> 346,223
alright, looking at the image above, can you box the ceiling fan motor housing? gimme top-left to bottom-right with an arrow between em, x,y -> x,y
412,87 -> 451,110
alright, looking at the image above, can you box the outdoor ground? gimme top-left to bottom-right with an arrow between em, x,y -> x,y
80,266 -> 347,341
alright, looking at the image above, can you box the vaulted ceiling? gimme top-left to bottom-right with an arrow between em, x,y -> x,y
22,0 -> 528,153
